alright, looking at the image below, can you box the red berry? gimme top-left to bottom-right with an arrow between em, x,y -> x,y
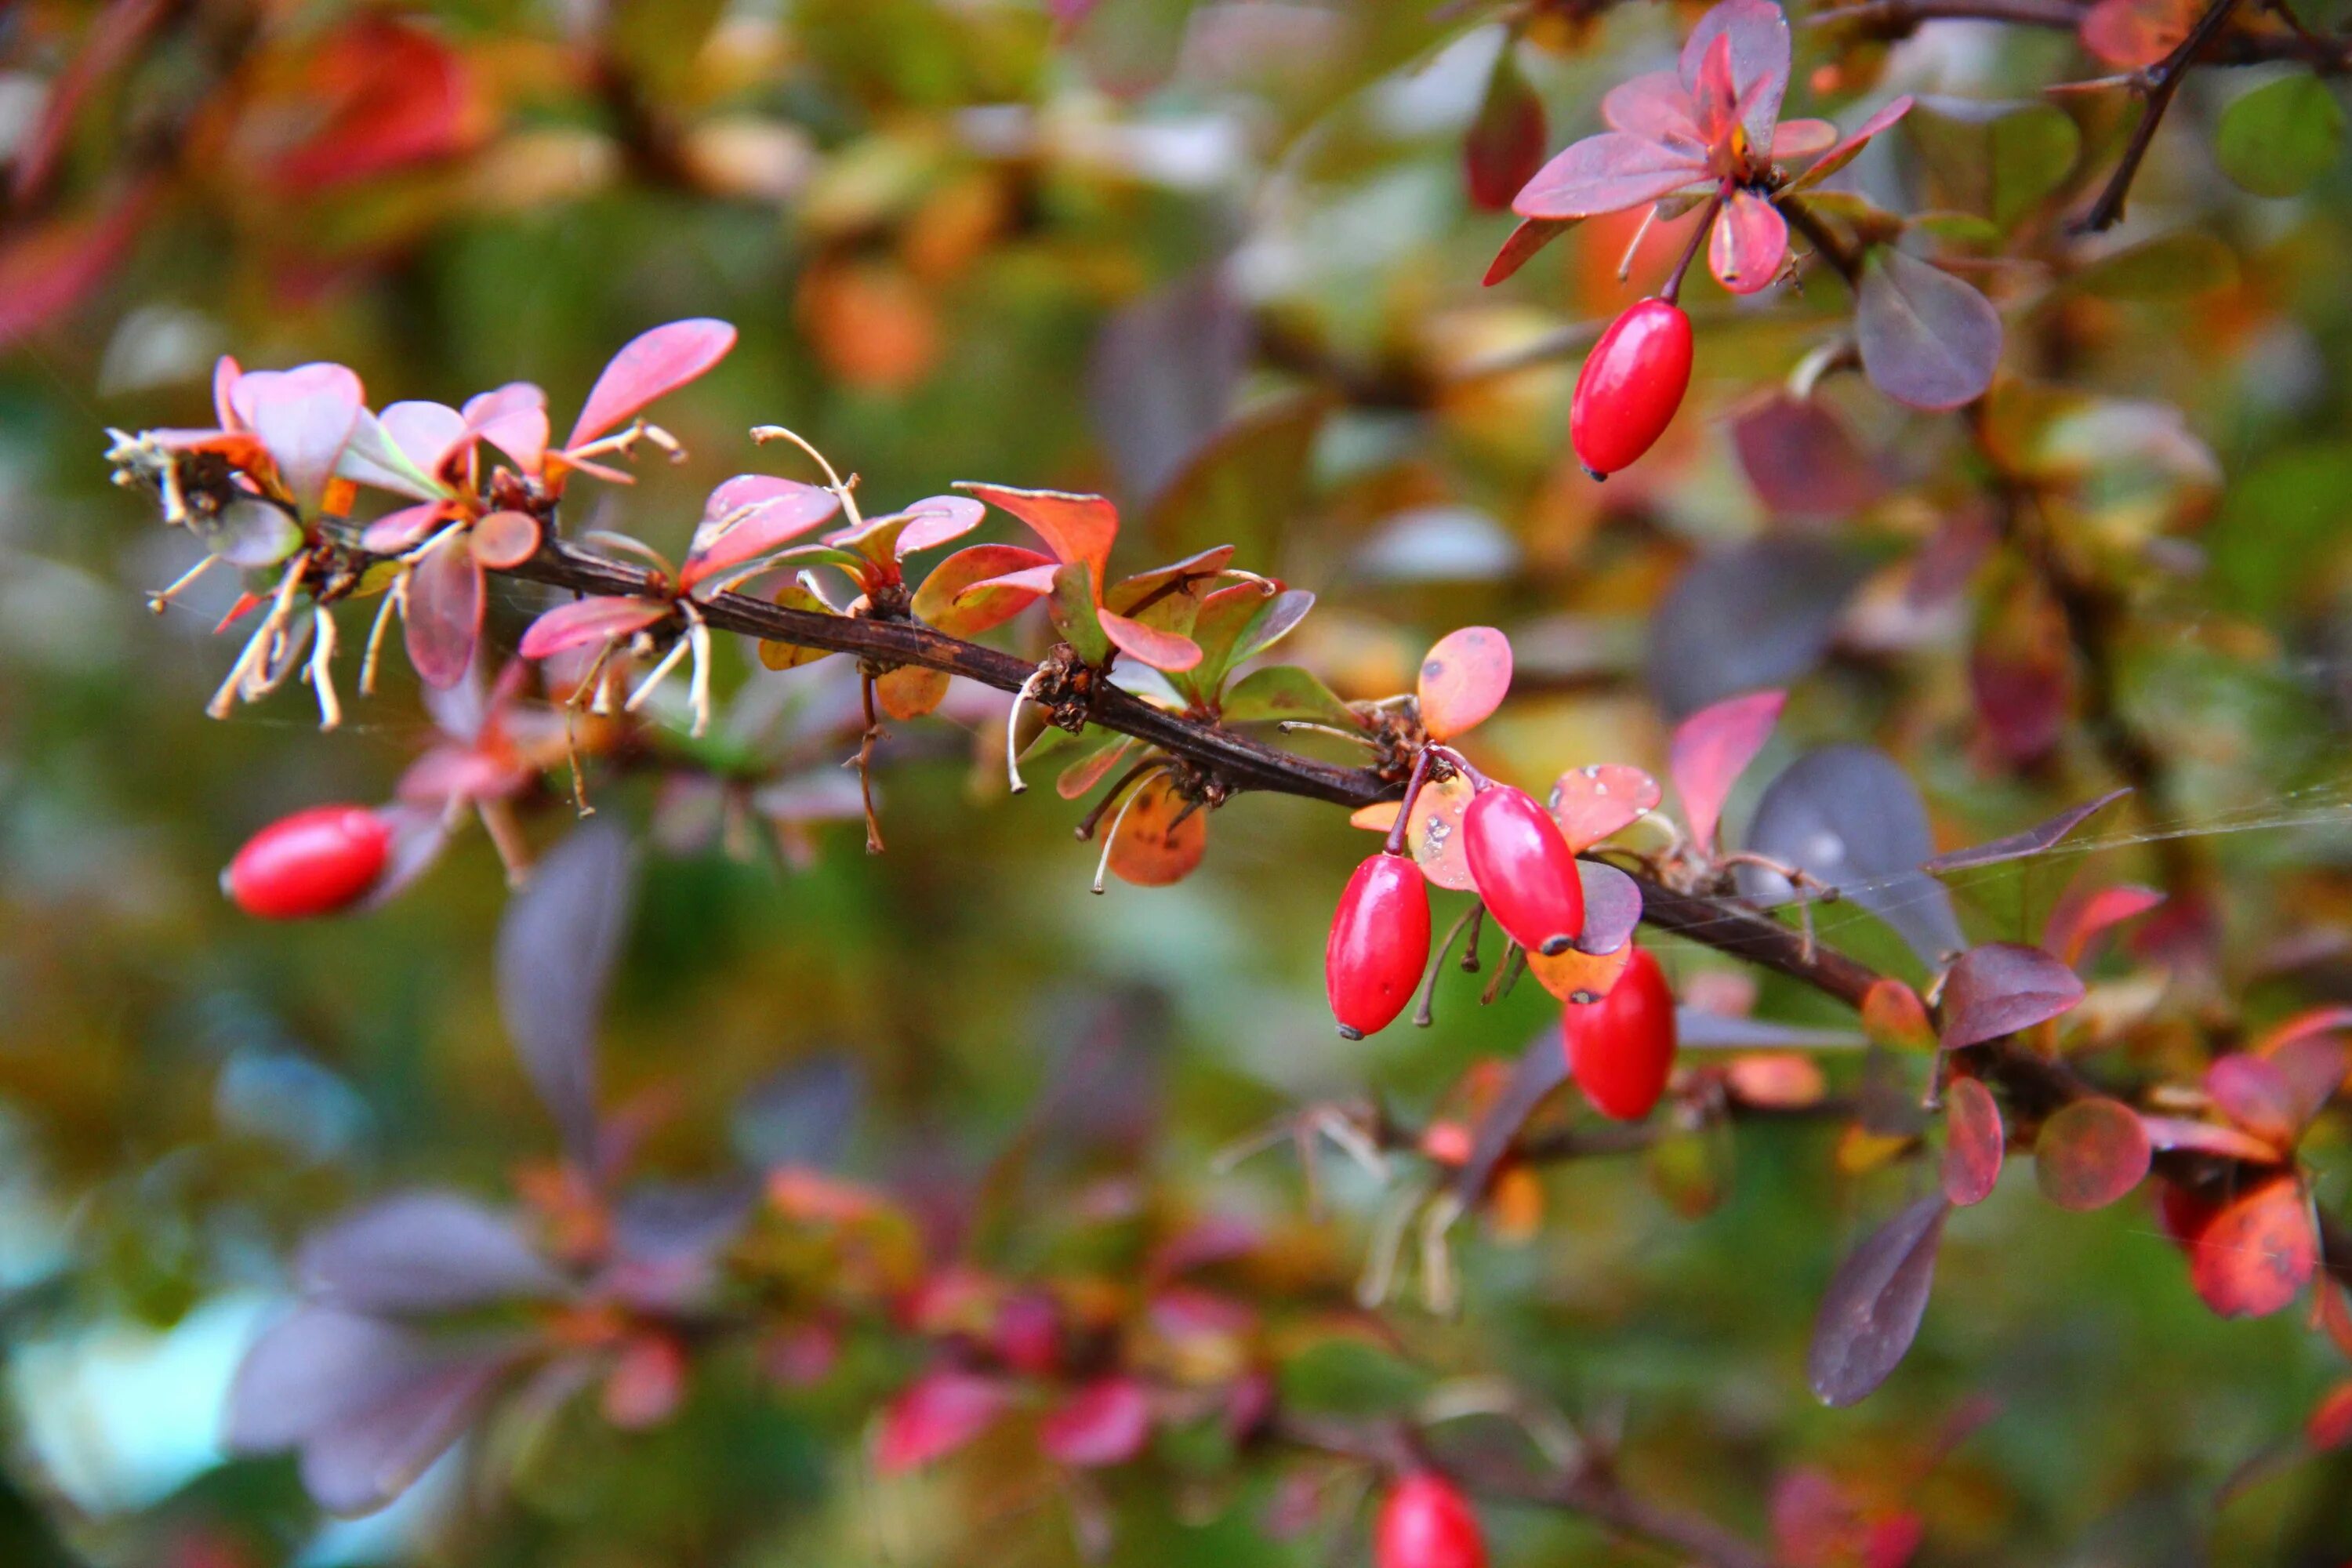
1462,786 -> 1584,956
1564,945 -> 1677,1120
1570,298 -> 1693,477
223,805 -> 391,920
1327,853 -> 1432,1039
1375,1472 -> 1487,1568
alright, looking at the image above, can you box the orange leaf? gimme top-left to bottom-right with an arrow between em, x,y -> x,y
1417,626 -> 1512,741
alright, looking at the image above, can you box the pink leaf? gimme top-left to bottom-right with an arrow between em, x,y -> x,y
1941,1076 -> 2004,1207
2081,0 -> 2195,67
1669,688 -> 1784,851
1038,1377 -> 1152,1468
1709,187 -> 1788,295
1514,132 -> 1709,220
380,401 -> 469,479
405,532 -> 485,689
1690,33 -> 1742,147
682,479 -> 842,590
1602,70 -> 1704,146
470,509 -> 542,570
463,383 -> 550,474
359,503 -> 447,554
564,319 -> 737,452
1485,216 -> 1580,286
1549,763 -> 1662,851
1679,0 -> 1792,148
953,482 -> 1120,583
2205,1054 -> 2304,1150
2138,1115 -> 2282,1163
1939,942 -> 2085,1049
1099,607 -> 1203,672
1772,118 -> 1838,161
892,495 -> 987,557
517,597 -> 671,660
234,364 -> 366,512
1417,626 -> 1513,741
875,1369 -> 1009,1474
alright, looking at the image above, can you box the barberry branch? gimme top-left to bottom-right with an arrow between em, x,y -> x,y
2074,0 -> 2248,231
501,536 -> 1892,1005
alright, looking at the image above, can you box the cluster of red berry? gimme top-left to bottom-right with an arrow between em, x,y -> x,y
1326,766 -> 1676,1122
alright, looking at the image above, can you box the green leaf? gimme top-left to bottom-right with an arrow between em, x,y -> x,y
2072,230 -> 2238,299
2216,74 -> 2345,198
1220,665 -> 1358,728
1907,97 -> 2080,229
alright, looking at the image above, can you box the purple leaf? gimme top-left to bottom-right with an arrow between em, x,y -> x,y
1450,1029 -> 1573,1206
297,1348 -> 512,1516
1670,688 -> 1785,852
1679,0 -> 1792,149
565,318 -> 736,452
296,1192 -> 566,1314
1673,1010 -> 1866,1049
231,362 -> 364,512
1647,538 -> 1871,717
1809,1194 -> 1949,1406
1709,187 -> 1788,295
1089,267 -> 1251,503
1940,942 -> 2086,1049
404,530 -> 485,691
1573,861 -> 1643,954
1730,394 -> 1886,521
1738,746 -> 1966,965
1465,47 -> 1547,211
1512,132 -> 1708,220
2034,1097 -> 2151,1210
1920,788 -> 2130,873
496,820 -> 638,1159
1857,248 -> 2002,412
732,1055 -> 863,1169
225,1308 -> 423,1453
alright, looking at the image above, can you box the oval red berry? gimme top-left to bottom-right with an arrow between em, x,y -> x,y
223,804 -> 392,920
1327,852 -> 1432,1039
1462,785 -> 1584,957
1374,1472 -> 1487,1568
1563,945 -> 1677,1120
1570,298 -> 1693,477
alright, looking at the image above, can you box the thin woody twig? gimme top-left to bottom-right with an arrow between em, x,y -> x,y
2074,0 -> 2248,231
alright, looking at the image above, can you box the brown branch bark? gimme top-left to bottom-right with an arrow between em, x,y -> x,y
503,536 -> 1893,1007
1812,0 -> 2351,70
2074,0 -> 2248,232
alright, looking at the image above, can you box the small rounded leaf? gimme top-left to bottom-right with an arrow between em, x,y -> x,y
1940,1076 -> 2004,1207
2216,74 -> 2344,198
2034,1098 -> 2151,1211
1417,626 -> 1512,740
1857,248 -> 2002,412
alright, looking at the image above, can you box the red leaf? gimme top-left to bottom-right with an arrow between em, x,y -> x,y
1709,187 -> 1788,295
2138,1116 -> 2282,1163
2307,1381 -> 2352,1452
1105,773 -> 1210,887
953,482 -> 1120,584
2256,1004 -> 2352,1054
1417,626 -> 1512,741
1038,1376 -> 1152,1468
1789,96 -> 1915,191
2187,1177 -> 2315,1319
1098,607 -> 1203,672
265,19 -> 482,193
913,545 -> 1058,637
2205,1054 -> 2301,1152
1772,118 -> 1838,161
875,1369 -> 1009,1473
1465,49 -> 1547,211
518,597 -> 670,660
404,530 -> 485,689
1548,763 -> 1661,851
470,510 -> 541,570
1861,978 -> 1936,1051
2081,0 -> 2196,67
10,0 -> 170,207
2044,881 -> 2164,967
601,1335 -> 687,1430
565,319 -> 737,452
2034,1098 -> 2151,1211
1941,1076 -> 2004,1207
1484,216 -> 1579,286
1939,943 -> 2084,1050
1512,132 -> 1708,220
1809,1194 -> 1949,1407
1669,688 -> 1784,851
